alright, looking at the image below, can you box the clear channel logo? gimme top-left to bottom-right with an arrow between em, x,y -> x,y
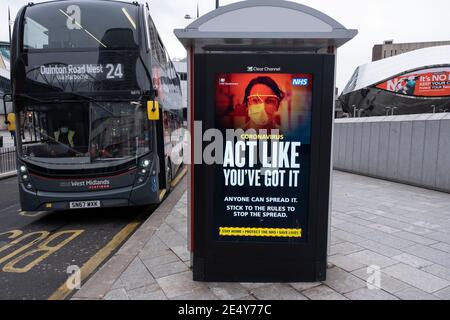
246,66 -> 282,72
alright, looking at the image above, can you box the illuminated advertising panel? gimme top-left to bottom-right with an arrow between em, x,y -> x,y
376,67 -> 450,97
192,53 -> 335,281
214,73 -> 313,242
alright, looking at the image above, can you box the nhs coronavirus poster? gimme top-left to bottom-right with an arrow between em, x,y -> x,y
214,73 -> 313,243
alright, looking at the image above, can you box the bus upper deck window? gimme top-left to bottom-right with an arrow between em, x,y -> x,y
23,2 -> 139,50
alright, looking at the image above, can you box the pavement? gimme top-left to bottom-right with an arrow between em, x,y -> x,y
72,171 -> 450,300
0,130 -> 14,148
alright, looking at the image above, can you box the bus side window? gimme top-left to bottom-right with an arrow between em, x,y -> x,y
163,111 -> 170,144
147,16 -> 159,64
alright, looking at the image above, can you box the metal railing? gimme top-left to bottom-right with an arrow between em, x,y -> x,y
0,146 -> 16,174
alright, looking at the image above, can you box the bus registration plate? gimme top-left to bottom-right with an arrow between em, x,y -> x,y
69,201 -> 101,209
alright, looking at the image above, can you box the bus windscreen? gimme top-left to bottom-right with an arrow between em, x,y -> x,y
23,1 -> 139,50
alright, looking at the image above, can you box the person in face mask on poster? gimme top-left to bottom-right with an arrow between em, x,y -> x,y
243,76 -> 284,131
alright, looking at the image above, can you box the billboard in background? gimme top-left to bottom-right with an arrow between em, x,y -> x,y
214,72 -> 313,243
376,67 -> 450,97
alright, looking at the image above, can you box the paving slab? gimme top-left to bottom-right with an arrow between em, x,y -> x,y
351,268 -> 411,294
383,264 -> 450,293
347,250 -> 399,268
433,286 -> 450,300
356,240 -> 403,257
431,242 -> 450,253
402,244 -> 450,267
421,264 -> 450,282
127,284 -> 166,300
288,282 -> 321,292
394,287 -> 440,300
324,267 -> 367,294
302,285 -> 347,300
329,242 -> 364,255
328,254 -> 366,272
170,287 -> 219,300
393,231 -> 439,246
118,257 -> 156,291
156,271 -> 208,299
146,260 -> 189,279
207,283 -> 250,300
104,288 -> 129,300
344,287 -> 399,300
250,284 -> 308,300
392,253 -> 434,268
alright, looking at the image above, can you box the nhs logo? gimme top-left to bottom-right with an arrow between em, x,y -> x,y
292,78 -> 309,86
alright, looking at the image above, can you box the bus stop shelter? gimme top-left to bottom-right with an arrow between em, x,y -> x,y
175,0 -> 357,282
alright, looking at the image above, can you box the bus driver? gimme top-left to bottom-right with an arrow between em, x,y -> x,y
54,121 -> 76,148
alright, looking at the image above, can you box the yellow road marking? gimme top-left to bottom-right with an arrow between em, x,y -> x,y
159,189 -> 167,201
48,217 -> 142,300
0,230 -> 23,239
171,166 -> 187,188
3,230 -> 84,273
0,231 -> 49,265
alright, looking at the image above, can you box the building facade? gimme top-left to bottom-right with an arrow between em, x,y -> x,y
372,40 -> 450,61
339,45 -> 450,117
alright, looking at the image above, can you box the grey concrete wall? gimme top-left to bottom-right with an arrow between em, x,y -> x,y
334,114 -> 450,193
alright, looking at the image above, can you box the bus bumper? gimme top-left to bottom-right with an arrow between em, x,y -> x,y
19,178 -> 160,212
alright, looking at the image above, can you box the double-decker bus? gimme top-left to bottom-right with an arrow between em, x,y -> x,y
10,0 -> 184,211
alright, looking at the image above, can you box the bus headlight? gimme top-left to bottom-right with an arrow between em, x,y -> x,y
22,175 -> 29,181
19,165 -> 27,173
141,159 -> 151,168
135,160 -> 151,186
137,176 -> 145,184
25,183 -> 33,190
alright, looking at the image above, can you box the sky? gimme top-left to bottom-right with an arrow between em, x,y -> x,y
1,0 -> 449,92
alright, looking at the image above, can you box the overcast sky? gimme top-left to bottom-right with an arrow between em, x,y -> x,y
1,0 -> 449,91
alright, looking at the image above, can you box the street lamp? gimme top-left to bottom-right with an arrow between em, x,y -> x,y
431,105 -> 436,113
391,107 -> 398,116
185,2 -> 201,20
385,107 -> 391,116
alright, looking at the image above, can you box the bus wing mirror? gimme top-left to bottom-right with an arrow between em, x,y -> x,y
3,93 -> 11,122
147,100 -> 160,121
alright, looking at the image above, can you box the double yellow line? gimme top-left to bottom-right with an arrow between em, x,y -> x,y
48,217 -> 141,300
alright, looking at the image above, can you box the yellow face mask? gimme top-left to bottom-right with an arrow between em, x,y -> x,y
248,103 -> 269,126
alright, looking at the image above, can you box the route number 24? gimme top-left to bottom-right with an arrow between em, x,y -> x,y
106,64 -> 124,80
